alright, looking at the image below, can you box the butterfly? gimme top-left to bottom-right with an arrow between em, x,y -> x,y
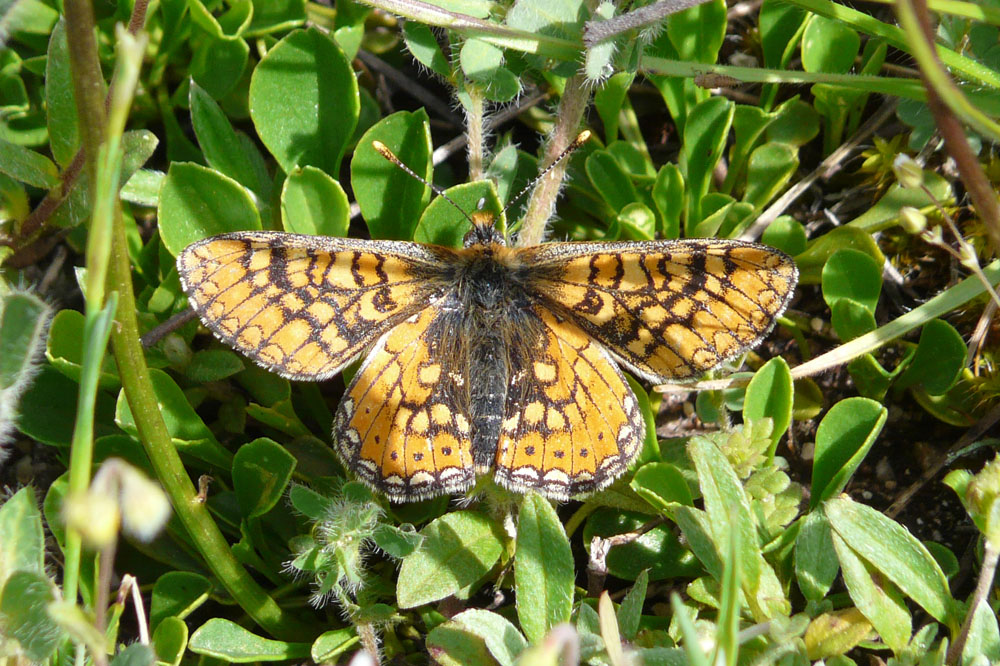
177,208 -> 798,502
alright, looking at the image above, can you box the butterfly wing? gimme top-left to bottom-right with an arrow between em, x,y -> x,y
518,239 -> 798,383
493,306 -> 644,500
332,307 -> 475,501
177,231 -> 451,380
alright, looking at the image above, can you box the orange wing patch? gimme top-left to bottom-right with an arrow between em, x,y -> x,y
520,239 -> 797,382
177,231 -> 449,380
332,308 -> 475,501
493,306 -> 644,500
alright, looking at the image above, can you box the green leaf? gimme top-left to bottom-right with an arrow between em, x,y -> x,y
830,298 -> 876,341
250,27 -> 359,176
403,21 -> 452,78
397,511 -> 504,608
0,571 -> 63,661
413,181 -> 501,248
962,599 -> 1000,664
0,487 -> 45,576
116,368 -> 233,469
45,19 -> 79,167
0,137 -> 58,187
1,291 -> 51,395
372,524 -> 423,559
810,397 -> 886,508
281,166 -> 350,237
157,162 -> 262,257
426,624 -> 495,666
152,617 -> 188,666
583,509 -> 700,581
681,97 -> 733,226
794,512 -> 839,602
688,436 -> 788,620
743,142 -> 798,210
668,0 -> 726,64
895,319 -> 966,395
150,571 -> 213,632
351,109 -> 432,240
188,618 -> 310,662
515,493 -> 574,643
595,73 -> 634,142
46,308 -> 119,389
795,226 -> 884,285
232,438 -> 297,518
191,36 -> 249,100
743,356 -> 793,458
17,365 -> 115,447
825,497 -> 960,629
246,0 -> 305,35
190,81 -> 268,196
802,15 -> 860,74
310,628 -> 359,663
631,462 -> 693,513
822,248 -> 882,314
586,149 -> 637,213
185,349 -> 245,382
652,163 -> 683,239
830,529 -> 910,652
451,609 -> 528,666
617,569 -> 648,641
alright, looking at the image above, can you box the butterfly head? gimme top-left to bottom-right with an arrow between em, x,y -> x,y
462,210 -> 506,248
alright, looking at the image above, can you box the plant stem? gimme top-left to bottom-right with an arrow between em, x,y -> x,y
517,74 -> 590,247
106,215 -> 314,638
946,540 -> 1000,664
896,0 -> 1000,254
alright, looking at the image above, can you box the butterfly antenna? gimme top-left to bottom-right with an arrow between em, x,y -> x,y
501,130 -> 592,216
372,141 -> 476,226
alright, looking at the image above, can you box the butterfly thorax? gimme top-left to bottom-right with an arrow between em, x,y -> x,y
421,238 -> 540,471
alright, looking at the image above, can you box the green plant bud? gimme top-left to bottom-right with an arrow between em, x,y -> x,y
118,466 -> 171,542
892,154 -> 924,189
63,490 -> 120,549
965,454 -> 1000,546
899,206 -> 926,234
162,333 -> 192,367
958,242 -> 979,270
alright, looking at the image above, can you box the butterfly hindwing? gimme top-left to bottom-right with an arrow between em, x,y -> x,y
177,231 -> 449,380
493,306 -> 644,500
332,307 -> 475,501
520,239 -> 798,383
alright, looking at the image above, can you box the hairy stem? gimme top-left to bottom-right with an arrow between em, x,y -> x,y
517,74 -> 591,247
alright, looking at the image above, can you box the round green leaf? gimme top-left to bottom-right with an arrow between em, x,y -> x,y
583,508 -> 700,581
351,109 -> 432,240
191,36 -> 248,100
830,298 -> 876,341
150,571 -> 213,632
810,397 -> 886,508
895,319 -> 966,395
158,162 -> 261,257
189,618 -> 310,662
802,15 -> 860,74
515,493 -> 574,643
413,181 -> 501,248
281,166 -> 349,237
586,149 -> 638,212
743,356 -> 793,456
761,216 -> 807,256
743,142 -> 798,210
232,437 -> 297,518
250,27 -> 359,176
821,248 -> 882,314
397,510 -> 504,608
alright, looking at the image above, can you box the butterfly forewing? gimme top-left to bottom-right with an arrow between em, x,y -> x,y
493,306 -> 644,500
519,239 -> 798,383
177,231 -> 450,380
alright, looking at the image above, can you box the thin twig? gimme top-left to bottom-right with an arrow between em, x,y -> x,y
947,541 -> 1000,665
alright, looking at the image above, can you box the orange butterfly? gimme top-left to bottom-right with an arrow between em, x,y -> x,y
177,212 -> 797,502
